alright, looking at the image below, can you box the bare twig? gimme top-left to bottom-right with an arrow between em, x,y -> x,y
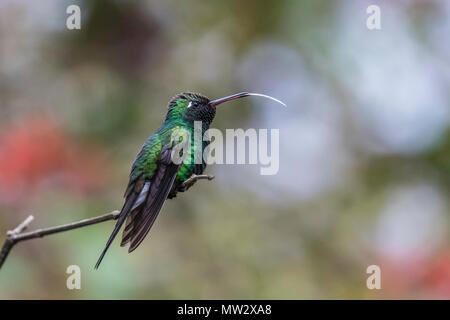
7,215 -> 34,236
0,210 -> 120,270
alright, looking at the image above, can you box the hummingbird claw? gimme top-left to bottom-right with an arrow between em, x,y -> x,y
180,174 -> 215,191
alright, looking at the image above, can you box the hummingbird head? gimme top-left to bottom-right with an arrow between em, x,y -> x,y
166,92 -> 215,125
165,91 -> 286,125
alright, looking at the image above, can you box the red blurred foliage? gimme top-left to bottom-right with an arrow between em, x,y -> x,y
377,250 -> 450,299
0,117 -> 108,204
374,255 -> 427,299
421,250 -> 450,299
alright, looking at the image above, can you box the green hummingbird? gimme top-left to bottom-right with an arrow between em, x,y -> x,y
95,92 -> 285,269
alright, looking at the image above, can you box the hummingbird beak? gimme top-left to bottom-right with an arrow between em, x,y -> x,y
209,92 -> 286,108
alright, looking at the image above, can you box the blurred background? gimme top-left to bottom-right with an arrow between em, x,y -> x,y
0,0 -> 449,299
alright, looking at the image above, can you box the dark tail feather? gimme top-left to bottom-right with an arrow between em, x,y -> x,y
94,213 -> 128,269
94,183 -> 141,269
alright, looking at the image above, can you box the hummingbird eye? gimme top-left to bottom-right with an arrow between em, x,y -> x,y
188,101 -> 199,108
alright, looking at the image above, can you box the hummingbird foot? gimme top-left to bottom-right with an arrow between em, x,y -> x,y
180,174 -> 215,191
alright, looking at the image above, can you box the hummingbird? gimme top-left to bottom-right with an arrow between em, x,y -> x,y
95,92 -> 285,269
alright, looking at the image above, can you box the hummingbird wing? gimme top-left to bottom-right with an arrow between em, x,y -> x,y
95,134 -> 179,268
120,146 -> 179,252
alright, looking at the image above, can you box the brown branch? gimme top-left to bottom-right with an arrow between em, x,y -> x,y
0,210 -> 120,270
0,175 -> 215,270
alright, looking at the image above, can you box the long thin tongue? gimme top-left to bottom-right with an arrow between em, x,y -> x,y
209,92 -> 286,107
